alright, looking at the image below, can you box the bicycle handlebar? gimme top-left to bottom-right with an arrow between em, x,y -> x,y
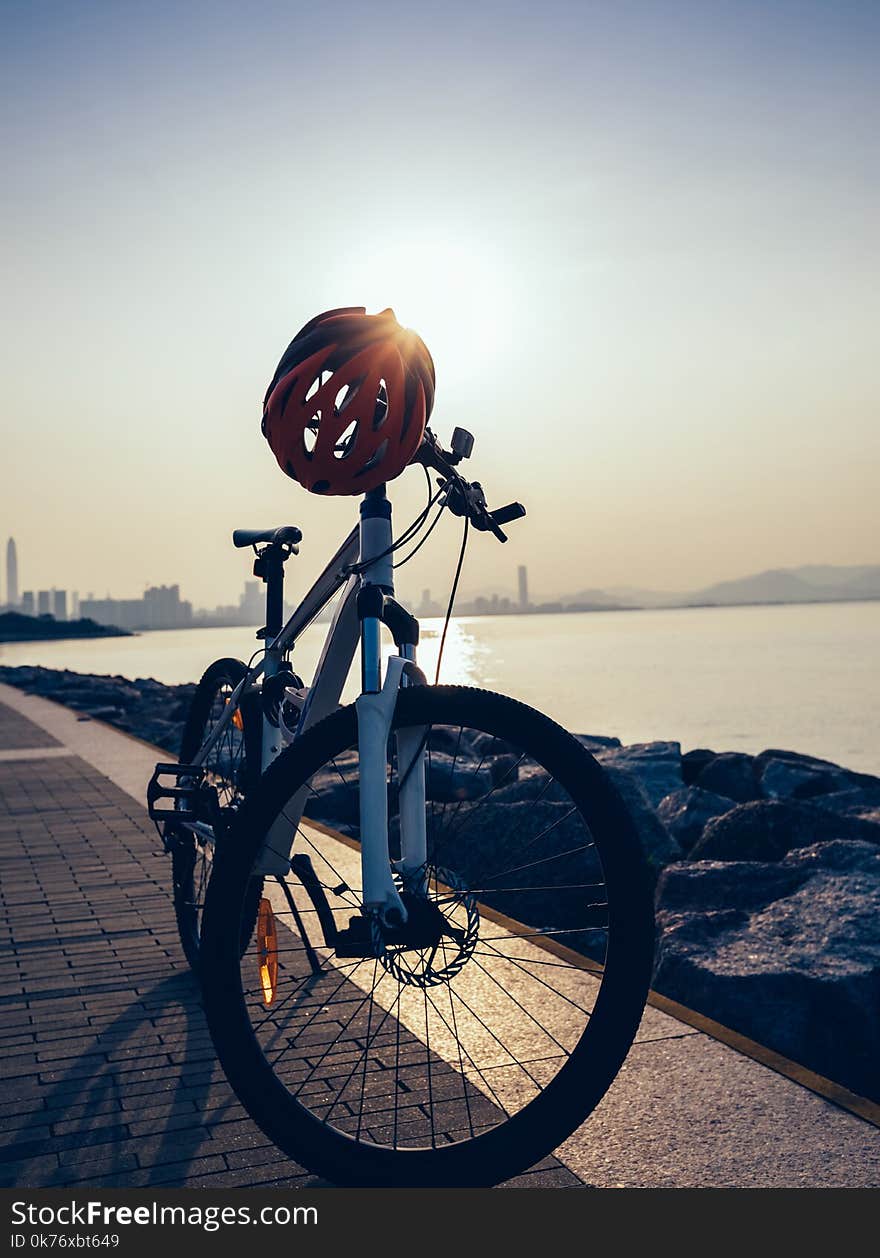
415,428 -> 526,543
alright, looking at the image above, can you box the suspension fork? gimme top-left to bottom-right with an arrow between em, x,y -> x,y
356,489 -> 427,925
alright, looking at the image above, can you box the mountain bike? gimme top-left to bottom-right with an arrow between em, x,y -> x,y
148,426 -> 655,1186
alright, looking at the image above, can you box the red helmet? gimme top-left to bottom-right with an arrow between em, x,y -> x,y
262,307 -> 435,495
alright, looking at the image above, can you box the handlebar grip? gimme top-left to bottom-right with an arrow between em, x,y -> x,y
490,502 -> 527,527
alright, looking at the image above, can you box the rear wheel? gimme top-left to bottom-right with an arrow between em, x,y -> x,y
172,657 -> 261,973
201,685 -> 654,1185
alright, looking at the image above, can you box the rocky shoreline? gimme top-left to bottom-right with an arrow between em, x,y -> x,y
1,663 -> 877,1101
0,611 -> 132,642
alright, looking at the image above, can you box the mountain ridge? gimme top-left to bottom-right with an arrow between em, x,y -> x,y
563,563 -> 880,610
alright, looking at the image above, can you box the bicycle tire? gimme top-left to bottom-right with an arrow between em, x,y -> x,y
172,657 -> 262,973
201,685 -> 654,1185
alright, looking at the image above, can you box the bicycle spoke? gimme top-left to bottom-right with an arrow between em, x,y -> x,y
475,937 -> 596,1018
485,835 -> 594,884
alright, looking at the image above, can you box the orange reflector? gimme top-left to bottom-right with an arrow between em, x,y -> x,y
232,708 -> 244,731
256,898 -> 278,1007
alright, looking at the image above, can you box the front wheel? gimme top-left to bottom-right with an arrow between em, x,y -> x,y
201,685 -> 655,1186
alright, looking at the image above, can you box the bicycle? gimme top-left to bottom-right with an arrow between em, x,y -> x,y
148,425 -> 655,1187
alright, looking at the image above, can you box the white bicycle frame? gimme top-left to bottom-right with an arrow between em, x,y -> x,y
188,486 -> 425,925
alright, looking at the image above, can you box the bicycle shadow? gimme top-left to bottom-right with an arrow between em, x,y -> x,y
4,972 -> 236,1188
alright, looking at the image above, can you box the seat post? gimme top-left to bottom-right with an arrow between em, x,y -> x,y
263,545 -> 285,641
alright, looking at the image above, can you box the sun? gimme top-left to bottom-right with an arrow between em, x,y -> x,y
327,230 -> 516,385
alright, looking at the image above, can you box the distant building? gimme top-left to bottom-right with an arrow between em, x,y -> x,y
53,590 -> 68,620
80,584 -> 192,631
72,591 -> 80,619
37,590 -> 51,617
80,598 -> 144,629
415,588 -> 443,617
6,538 -> 18,608
518,565 -> 529,610
21,591 -> 34,615
240,581 -> 263,623
143,584 -> 192,629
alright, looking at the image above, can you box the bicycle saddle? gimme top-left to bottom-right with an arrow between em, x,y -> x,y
232,525 -> 302,549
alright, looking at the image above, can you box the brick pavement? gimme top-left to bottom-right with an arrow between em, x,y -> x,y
0,704 -> 580,1188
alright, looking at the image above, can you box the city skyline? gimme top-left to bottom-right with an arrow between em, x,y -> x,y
7,530 -> 878,635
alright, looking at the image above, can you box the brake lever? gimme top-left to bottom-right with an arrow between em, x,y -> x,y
438,475 -> 523,543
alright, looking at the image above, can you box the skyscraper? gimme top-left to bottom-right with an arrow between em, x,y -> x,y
37,590 -> 51,617
518,564 -> 529,610
53,590 -> 68,621
6,538 -> 18,608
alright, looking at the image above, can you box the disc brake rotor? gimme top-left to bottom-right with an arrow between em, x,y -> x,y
372,866 -> 480,989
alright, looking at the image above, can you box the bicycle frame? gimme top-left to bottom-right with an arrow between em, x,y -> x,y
188,485 -> 425,923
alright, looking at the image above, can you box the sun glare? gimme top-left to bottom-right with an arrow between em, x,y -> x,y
329,231 -> 516,383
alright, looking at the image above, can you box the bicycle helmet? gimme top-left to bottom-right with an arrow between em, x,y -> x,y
262,307 -> 435,495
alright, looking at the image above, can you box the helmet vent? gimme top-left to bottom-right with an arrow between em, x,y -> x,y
305,371 -> 332,402
334,420 -> 358,459
303,414 -> 320,455
358,438 -> 388,476
335,383 -> 358,414
373,380 -> 389,430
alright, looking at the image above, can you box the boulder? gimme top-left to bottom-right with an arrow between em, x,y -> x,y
598,741 -> 683,808
601,765 -> 682,871
755,747 -> 844,774
681,748 -> 717,786
759,757 -> 850,800
424,752 -> 493,802
303,773 -> 360,828
45,682 -> 143,709
133,677 -> 173,696
814,785 -> 880,827
690,799 -> 880,862
654,841 -> 880,1100
755,748 -> 879,800
488,752 -> 522,787
490,763 -> 556,804
78,705 -> 125,722
575,734 -> 622,751
469,732 -> 517,758
656,787 -> 733,853
425,725 -> 480,758
694,751 -> 760,803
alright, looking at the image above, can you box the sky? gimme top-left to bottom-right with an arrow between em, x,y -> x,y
2,0 -> 878,610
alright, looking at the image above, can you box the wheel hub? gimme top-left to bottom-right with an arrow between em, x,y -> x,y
373,867 -> 480,988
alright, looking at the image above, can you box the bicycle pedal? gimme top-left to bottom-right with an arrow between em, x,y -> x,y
146,762 -> 205,823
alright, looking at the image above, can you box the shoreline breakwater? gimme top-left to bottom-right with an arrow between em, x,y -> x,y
2,663 -> 877,1102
